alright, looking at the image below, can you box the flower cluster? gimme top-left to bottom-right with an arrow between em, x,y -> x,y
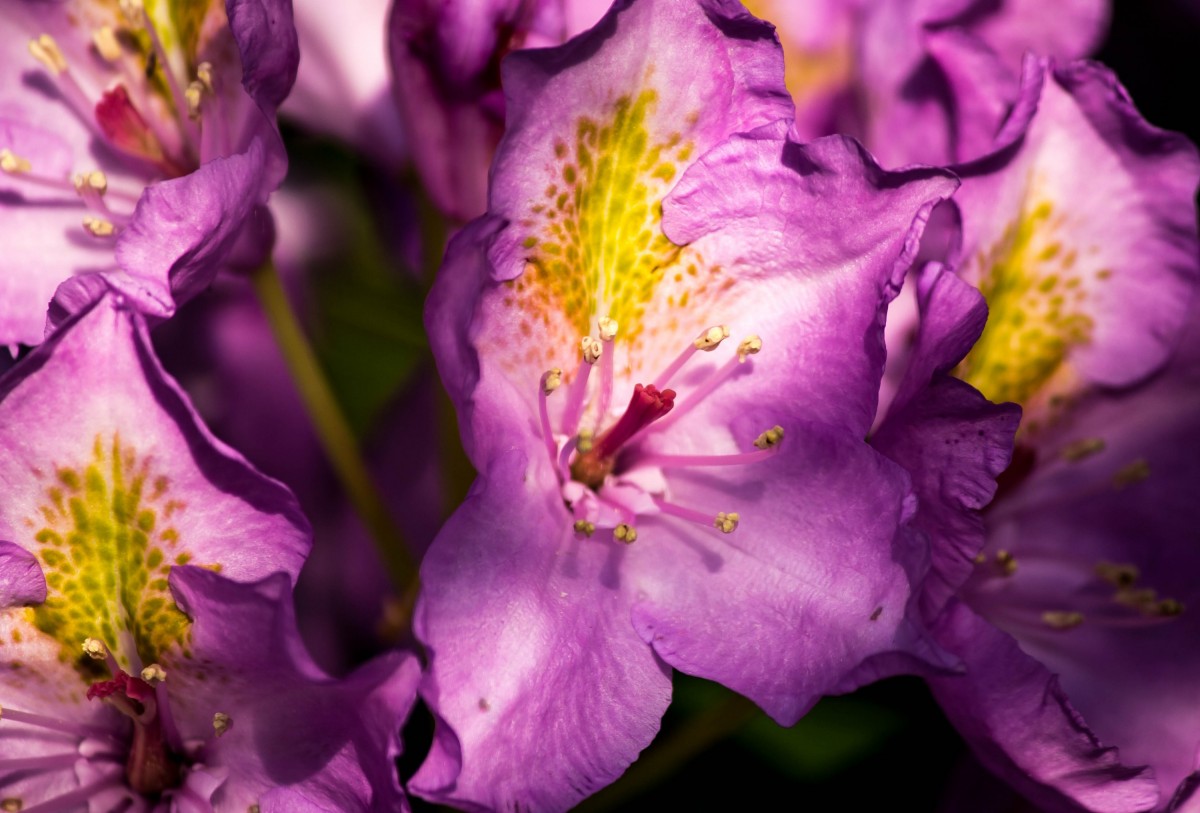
1,0 -> 1197,811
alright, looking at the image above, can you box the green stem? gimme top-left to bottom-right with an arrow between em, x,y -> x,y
250,260 -> 418,594
576,693 -> 758,812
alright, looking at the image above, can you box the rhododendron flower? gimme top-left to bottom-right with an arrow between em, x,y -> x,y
412,1 -> 969,809
874,58 -> 1200,812
0,0 -> 297,347
0,295 -> 417,811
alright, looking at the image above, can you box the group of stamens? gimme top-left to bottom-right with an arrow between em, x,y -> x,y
975,549 -> 1184,631
537,319 -> 783,545
1,0 -> 215,239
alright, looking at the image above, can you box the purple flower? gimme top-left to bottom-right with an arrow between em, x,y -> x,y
948,59 -> 1199,431
0,294 -> 416,810
413,1 -> 962,808
0,0 -> 298,347
874,60 -> 1200,812
387,0 -> 607,221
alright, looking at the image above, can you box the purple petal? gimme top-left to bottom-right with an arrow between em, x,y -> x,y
929,601 -> 1161,813
626,422 -> 939,724
168,566 -> 418,812
0,539 -> 46,607
228,0 -> 301,114
411,451 -> 672,812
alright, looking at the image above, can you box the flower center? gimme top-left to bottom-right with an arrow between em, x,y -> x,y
2,0 -> 229,240
87,665 -> 183,796
569,383 -> 676,490
536,319 -> 781,543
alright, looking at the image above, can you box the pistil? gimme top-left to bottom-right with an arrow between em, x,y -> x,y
571,384 -> 675,489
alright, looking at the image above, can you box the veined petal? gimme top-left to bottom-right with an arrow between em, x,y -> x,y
0,294 -> 309,677
411,451 -> 672,812
950,59 -> 1200,431
929,601 -> 1161,813
482,0 -> 791,380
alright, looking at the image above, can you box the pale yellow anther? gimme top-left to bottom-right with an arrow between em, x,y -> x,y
1154,598 -> 1185,617
1094,561 -> 1138,588
82,638 -> 107,660
197,62 -> 215,91
1115,586 -> 1158,609
737,335 -> 762,363
598,317 -> 618,342
0,149 -> 31,175
972,552 -> 987,565
573,520 -> 595,537
713,512 -> 739,534
581,336 -> 603,364
29,34 -> 68,75
753,425 -> 785,450
542,368 -> 563,395
186,80 -> 206,119
1,798 -> 22,812
83,216 -> 116,238
576,428 -> 594,454
92,26 -> 122,62
212,712 -> 232,738
73,171 -> 108,195
249,806 -> 261,813
994,549 -> 1017,576
1062,437 -> 1105,462
119,0 -> 145,22
1112,459 -> 1150,489
141,663 -> 167,684
613,523 -> 638,544
694,325 -> 731,352
1042,610 -> 1084,630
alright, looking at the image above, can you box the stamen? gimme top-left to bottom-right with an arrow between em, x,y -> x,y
993,549 -> 1017,576
631,447 -> 776,470
1094,561 -> 1138,588
597,317 -> 618,342
558,433 -> 582,481
1041,610 -> 1084,630
82,637 -> 122,675
92,26 -> 123,62
581,336 -> 603,365
196,62 -> 214,92
1061,437 -> 1105,462
83,216 -> 116,238
652,325 -> 730,389
653,497 -> 740,533
752,426 -> 785,450
539,368 -> 562,467
613,524 -> 638,544
595,319 -> 617,432
28,35 -> 68,75
714,512 -> 740,533
73,171 -> 108,196
185,81 -> 205,118
2,799 -> 21,812
1112,459 -> 1150,489
140,664 -> 166,684
0,705 -> 117,740
652,350 -> 753,434
0,148 -> 32,174
212,712 -> 232,738
573,520 -> 595,538
737,335 -> 762,363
